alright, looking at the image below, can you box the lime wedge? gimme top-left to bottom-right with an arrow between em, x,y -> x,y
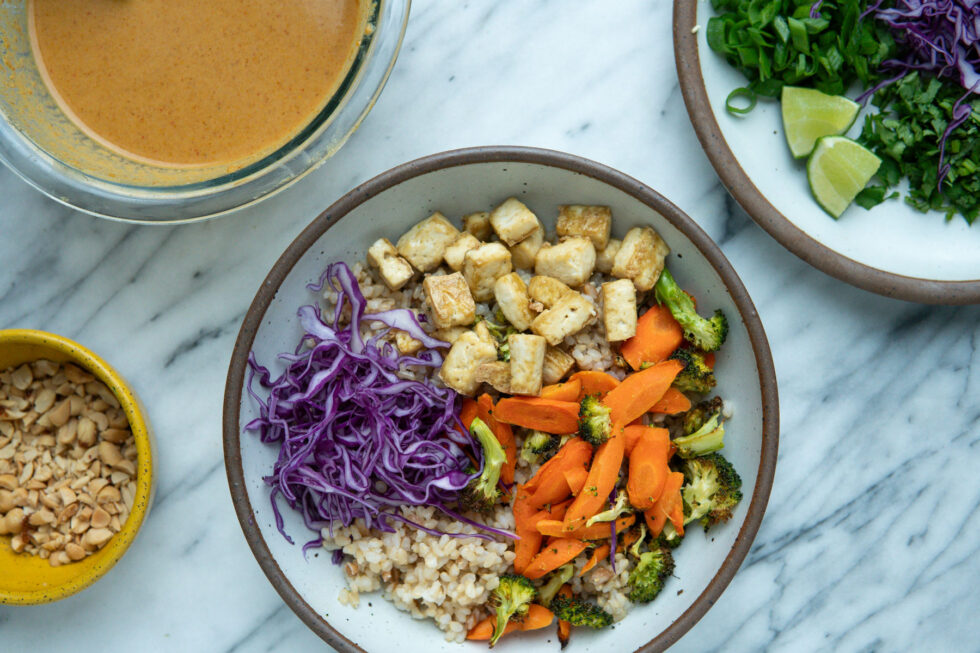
781,86 -> 860,158
806,136 -> 881,219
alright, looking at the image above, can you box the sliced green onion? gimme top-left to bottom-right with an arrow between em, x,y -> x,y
725,87 -> 757,115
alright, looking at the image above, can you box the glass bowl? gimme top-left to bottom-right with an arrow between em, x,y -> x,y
0,0 -> 410,223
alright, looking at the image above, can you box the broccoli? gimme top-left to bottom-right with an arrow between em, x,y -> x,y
537,564 -> 575,607
669,349 -> 717,394
578,394 -> 612,445
654,269 -> 728,352
585,489 -> 632,527
626,544 -> 675,603
682,396 -> 724,435
458,418 -> 507,514
487,574 -> 537,647
627,523 -> 648,558
477,315 -> 518,362
520,430 -> 558,465
672,407 -> 725,459
550,594 -> 613,629
655,521 -> 684,549
682,453 -> 743,531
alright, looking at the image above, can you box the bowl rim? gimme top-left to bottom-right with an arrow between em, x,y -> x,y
222,145 -> 780,652
673,0 -> 980,305
0,328 -> 153,605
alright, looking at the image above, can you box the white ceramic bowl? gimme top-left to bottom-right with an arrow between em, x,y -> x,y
224,147 -> 779,652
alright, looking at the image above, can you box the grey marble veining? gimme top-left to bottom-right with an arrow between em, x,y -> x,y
1,1 -> 978,651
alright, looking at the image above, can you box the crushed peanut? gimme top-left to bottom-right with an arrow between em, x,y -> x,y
0,360 -> 138,566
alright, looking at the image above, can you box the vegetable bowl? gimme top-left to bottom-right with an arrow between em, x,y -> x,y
223,146 -> 778,652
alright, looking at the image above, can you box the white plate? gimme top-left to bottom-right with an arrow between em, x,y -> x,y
674,0 -> 980,303
224,147 -> 779,652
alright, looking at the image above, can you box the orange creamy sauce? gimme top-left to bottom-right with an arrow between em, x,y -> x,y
29,0 -> 364,167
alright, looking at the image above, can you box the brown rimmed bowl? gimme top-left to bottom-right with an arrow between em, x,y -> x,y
674,0 -> 980,304
223,146 -> 779,652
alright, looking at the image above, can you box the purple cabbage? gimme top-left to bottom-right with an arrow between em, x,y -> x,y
245,262 -> 515,548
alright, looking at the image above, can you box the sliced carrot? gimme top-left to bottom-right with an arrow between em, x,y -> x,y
540,379 -> 582,402
536,514 -> 635,540
459,398 -> 479,431
623,425 -> 669,456
495,397 -> 580,434
603,359 -> 684,426
465,604 -> 554,640
562,430 -> 625,532
650,387 -> 692,415
477,394 -> 516,486
556,585 -> 573,648
527,446 -> 593,509
579,544 -> 611,576
525,438 -> 593,495
627,428 -> 671,510
569,370 -> 620,400
513,485 -> 541,575
704,351 -> 716,369
620,304 -> 684,370
645,471 -> 685,537
618,527 -> 641,554
524,538 -> 590,580
563,466 -> 589,496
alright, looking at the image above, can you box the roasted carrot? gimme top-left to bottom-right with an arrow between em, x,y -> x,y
623,425 -> 669,456
627,428 -> 671,510
705,351 -> 716,368
569,370 -> 620,400
536,514 -> 635,540
524,538 -> 590,580
579,544 -> 611,576
527,444 -> 593,509
540,378 -> 582,402
459,398 -> 479,430
618,527 -> 641,553
525,438 -> 592,495
466,604 -> 555,640
650,386 -> 692,415
495,397 -> 580,434
620,304 -> 684,370
556,585 -> 573,648
645,471 -> 685,537
603,359 -> 684,426
563,466 -> 589,496
477,394 -> 516,485
513,485 -> 541,575
562,430 -> 625,532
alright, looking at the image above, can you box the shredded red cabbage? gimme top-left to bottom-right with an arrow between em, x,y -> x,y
245,262 -> 515,549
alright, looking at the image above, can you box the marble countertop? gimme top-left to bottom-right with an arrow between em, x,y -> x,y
1,1 -> 978,651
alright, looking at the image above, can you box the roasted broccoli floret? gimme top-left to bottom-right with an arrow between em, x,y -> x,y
488,574 -> 537,647
585,489 -> 633,527
654,269 -> 728,352
578,394 -> 612,445
627,544 -> 675,603
682,396 -> 724,435
669,349 -> 717,394
673,407 -> 725,459
520,430 -> 558,465
682,453 -> 743,531
537,564 -> 575,607
477,315 -> 518,362
655,521 -> 684,549
550,594 -> 613,629
459,418 -> 507,514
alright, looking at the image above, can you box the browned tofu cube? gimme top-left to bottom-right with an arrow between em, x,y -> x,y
595,238 -> 622,274
601,279 -> 637,342
531,292 -> 596,346
490,197 -> 539,246
611,227 -> 670,292
396,212 -> 460,272
443,233 -> 482,272
556,205 -> 613,250
463,242 -> 513,302
508,334 -> 546,395
528,276 -> 574,309
534,237 -> 596,288
493,273 -> 535,331
423,272 -> 476,329
542,347 -> 575,384
475,361 -> 511,394
509,224 -> 544,270
439,331 -> 499,395
463,211 -> 493,240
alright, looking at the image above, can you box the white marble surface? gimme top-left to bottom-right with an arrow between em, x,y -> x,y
0,1 -> 978,651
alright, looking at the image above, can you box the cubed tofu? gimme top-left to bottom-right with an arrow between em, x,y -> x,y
508,334 -> 546,396
601,279 -> 638,342
396,212 -> 460,272
534,237 -> 596,288
394,330 -> 424,355
557,205 -> 612,250
509,224 -> 544,270
612,227 -> 670,292
493,273 -> 535,331
439,331 -> 499,396
463,242 -> 512,302
490,197 -> 539,246
444,233 -> 482,272
528,275 -> 574,309
473,319 -> 495,346
423,272 -> 476,329
531,292 -> 596,346
367,237 -> 398,268
475,362 -> 511,394
463,211 -> 493,240
435,326 -> 469,347
542,347 -> 576,385
595,238 -> 622,274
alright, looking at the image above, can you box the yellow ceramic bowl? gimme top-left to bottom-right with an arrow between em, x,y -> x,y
0,329 -> 153,604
